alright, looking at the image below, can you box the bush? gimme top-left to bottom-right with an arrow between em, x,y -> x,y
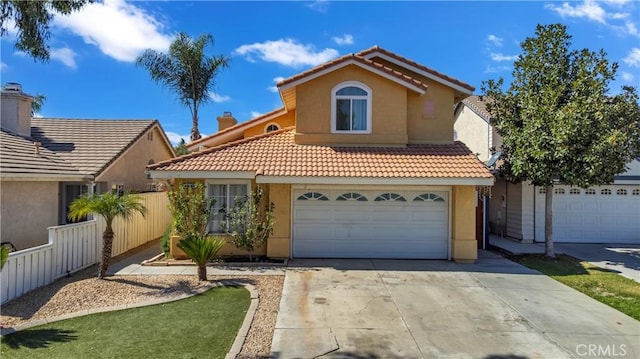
161,223 -> 172,258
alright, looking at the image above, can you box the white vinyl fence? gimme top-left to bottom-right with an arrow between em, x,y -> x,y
1,192 -> 171,304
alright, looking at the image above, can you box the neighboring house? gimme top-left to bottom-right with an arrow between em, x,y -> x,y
0,84 -> 175,250
455,95 -> 640,244
149,46 -> 493,262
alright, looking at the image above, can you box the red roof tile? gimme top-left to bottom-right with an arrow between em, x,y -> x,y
149,128 -> 492,180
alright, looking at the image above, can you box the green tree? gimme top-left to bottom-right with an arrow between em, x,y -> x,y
174,138 -> 189,156
167,182 -> 213,239
31,94 -> 46,116
482,24 -> 640,258
0,0 -> 91,61
68,192 -> 147,278
136,33 -> 229,141
223,186 -> 275,262
177,233 -> 224,281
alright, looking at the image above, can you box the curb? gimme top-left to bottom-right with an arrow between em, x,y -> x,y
1,280 -> 261,359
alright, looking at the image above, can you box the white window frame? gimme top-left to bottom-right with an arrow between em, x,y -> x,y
205,179 -> 251,233
331,81 -> 372,134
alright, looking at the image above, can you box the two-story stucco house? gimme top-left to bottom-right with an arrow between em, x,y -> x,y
0,84 -> 175,250
455,95 -> 640,244
149,46 -> 494,262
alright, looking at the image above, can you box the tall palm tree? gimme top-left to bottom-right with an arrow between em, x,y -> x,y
31,94 -> 46,116
136,33 -> 229,141
69,192 -> 147,279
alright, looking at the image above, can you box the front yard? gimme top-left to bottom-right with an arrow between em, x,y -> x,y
513,254 -> 640,320
1,286 -> 249,358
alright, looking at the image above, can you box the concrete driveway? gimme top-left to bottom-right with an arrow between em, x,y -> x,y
270,251 -> 639,358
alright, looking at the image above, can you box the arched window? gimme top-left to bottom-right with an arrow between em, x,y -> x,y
297,192 -> 329,201
331,82 -> 372,133
265,123 -> 280,133
336,192 -> 368,201
375,193 -> 406,202
413,193 -> 445,202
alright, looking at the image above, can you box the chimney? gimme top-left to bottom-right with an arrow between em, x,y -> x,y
1,83 -> 33,138
217,111 -> 237,132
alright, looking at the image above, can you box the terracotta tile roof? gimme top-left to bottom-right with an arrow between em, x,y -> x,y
188,107 -> 286,149
150,128 -> 492,180
31,118 -> 156,176
358,46 -> 475,92
277,53 -> 428,93
1,130 -> 83,178
461,95 -> 493,120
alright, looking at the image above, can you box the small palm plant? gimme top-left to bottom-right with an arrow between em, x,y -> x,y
177,233 -> 225,281
69,192 -> 147,279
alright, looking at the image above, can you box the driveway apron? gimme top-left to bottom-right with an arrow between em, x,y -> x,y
270,251 -> 639,358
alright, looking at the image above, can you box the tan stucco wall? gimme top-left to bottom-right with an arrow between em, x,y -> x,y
243,111 -> 296,138
267,183 -> 291,258
451,185 -> 477,262
294,65 -> 408,145
407,81 -> 455,143
454,106 -> 491,161
1,181 -> 59,250
97,125 -> 174,192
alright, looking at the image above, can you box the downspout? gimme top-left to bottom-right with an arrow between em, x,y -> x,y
533,184 -> 536,242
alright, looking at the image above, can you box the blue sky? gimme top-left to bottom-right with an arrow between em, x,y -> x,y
1,0 -> 639,144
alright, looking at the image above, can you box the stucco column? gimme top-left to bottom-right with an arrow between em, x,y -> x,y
266,183 -> 291,258
451,185 -> 477,263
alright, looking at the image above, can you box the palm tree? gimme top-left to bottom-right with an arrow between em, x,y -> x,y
69,192 -> 147,279
31,94 -> 46,116
177,233 -> 225,281
136,33 -> 229,141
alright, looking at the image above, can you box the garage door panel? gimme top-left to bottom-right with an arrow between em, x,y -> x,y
293,189 -> 449,259
535,185 -> 640,243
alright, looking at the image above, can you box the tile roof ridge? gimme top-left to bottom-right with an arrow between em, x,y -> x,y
357,46 -> 475,92
32,118 -> 156,123
93,120 -> 158,177
188,107 -> 287,147
149,126 -> 295,170
461,95 -> 493,120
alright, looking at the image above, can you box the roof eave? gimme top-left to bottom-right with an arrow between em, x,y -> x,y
256,176 -> 494,186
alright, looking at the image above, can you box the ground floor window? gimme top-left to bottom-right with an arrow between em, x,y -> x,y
207,183 -> 249,233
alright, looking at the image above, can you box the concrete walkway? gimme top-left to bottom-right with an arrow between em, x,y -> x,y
271,251 -> 640,358
489,235 -> 640,282
107,242 -> 285,276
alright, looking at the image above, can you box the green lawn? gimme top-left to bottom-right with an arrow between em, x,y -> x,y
1,286 -> 250,359
514,254 -> 640,320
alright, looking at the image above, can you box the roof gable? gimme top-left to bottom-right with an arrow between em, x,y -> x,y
31,118 -> 160,177
358,46 -> 475,96
460,96 -> 493,122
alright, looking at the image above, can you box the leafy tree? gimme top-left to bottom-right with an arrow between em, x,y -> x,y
174,138 -> 189,156
31,94 -> 46,116
482,24 -> 640,258
167,182 -> 213,239
0,0 -> 91,61
68,192 -> 147,278
177,233 -> 224,281
167,182 -> 224,280
136,33 -> 229,141
223,185 -> 275,262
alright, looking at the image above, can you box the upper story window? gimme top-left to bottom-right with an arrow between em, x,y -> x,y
331,82 -> 372,134
265,123 -> 280,133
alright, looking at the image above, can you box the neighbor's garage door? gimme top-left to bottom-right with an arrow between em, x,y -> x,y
293,189 -> 449,259
535,185 -> 640,243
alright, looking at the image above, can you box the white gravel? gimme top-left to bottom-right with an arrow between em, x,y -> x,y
0,264 -> 284,358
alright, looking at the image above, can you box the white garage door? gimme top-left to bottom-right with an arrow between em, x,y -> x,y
293,189 -> 449,259
535,185 -> 640,243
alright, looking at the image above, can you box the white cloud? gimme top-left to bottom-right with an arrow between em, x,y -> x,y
490,53 -> 518,62
602,0 -> 630,6
332,34 -> 354,46
209,92 -> 231,103
307,0 -> 329,13
624,22 -> 639,36
235,39 -> 339,67
484,65 -> 511,74
165,131 -> 190,145
1,18 -> 17,39
54,0 -> 172,62
250,111 -> 263,118
622,48 -> 640,67
50,47 -> 77,68
268,76 -> 286,93
487,34 -> 503,47
545,0 -> 608,23
621,71 -> 634,82
0,62 -> 6,70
